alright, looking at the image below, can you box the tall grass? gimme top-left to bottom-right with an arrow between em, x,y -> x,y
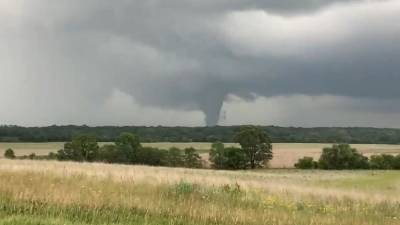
0,159 -> 399,225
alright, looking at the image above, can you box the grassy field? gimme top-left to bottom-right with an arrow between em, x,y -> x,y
0,159 -> 399,225
1,142 -> 400,168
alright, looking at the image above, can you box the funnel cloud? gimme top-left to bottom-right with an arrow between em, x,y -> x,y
1,0 -> 400,127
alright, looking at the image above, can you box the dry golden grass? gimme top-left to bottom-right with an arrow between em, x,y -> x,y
0,159 -> 399,203
0,159 -> 399,225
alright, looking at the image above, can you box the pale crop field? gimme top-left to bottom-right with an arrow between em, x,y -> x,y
1,142 -> 400,168
0,159 -> 399,225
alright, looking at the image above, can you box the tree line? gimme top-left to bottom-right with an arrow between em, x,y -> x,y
295,144 -> 400,170
55,133 -> 204,168
4,126 -> 400,170
2,125 -> 400,144
3,126 -> 274,170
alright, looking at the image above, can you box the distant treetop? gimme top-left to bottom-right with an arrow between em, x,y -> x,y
1,125 -> 400,144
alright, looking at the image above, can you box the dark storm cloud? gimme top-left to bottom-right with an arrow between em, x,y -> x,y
1,0 -> 399,126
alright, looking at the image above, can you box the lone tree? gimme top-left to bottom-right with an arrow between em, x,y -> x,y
4,148 -> 16,159
234,126 -> 273,169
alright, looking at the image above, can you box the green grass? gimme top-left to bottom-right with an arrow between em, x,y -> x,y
0,200 -> 198,225
316,171 -> 400,192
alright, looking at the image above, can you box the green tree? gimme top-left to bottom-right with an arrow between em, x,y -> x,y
183,148 -> 202,168
295,157 -> 318,169
369,154 -> 396,169
116,132 -> 141,149
234,126 -> 273,169
318,144 -> 369,170
115,132 -> 141,163
209,143 -> 249,170
47,152 -> 58,160
97,144 -> 122,163
394,154 -> 400,170
209,142 -> 228,169
135,147 -> 168,166
57,134 -> 99,162
4,148 -> 15,159
167,147 -> 184,167
57,142 -> 79,161
223,147 -> 249,170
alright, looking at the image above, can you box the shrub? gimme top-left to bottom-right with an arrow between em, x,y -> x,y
97,144 -> 125,163
223,147 -> 250,170
4,148 -> 15,159
28,153 -> 36,160
209,142 -> 227,169
17,153 -> 37,160
56,134 -> 99,162
183,148 -> 202,168
318,144 -> 369,170
135,147 -> 168,166
295,157 -> 318,169
115,133 -> 141,163
174,180 -> 196,196
47,152 -> 58,160
166,147 -> 184,167
56,142 -> 82,161
210,142 -> 249,170
369,154 -> 396,169
393,154 -> 400,169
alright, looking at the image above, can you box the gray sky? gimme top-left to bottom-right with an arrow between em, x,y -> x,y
1,0 -> 400,127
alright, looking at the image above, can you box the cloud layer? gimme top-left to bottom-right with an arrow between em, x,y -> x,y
1,0 -> 400,127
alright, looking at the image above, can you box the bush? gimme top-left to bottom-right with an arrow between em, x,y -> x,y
51,132 -> 205,168
28,153 -> 36,160
209,143 -> 249,170
223,147 -> 249,170
56,142 -> 82,161
97,144 -> 125,163
56,134 -> 99,162
209,142 -> 227,169
135,147 -> 168,166
47,152 -> 58,160
369,154 -> 396,169
115,133 -> 141,163
394,155 -> 400,169
318,144 -> 369,170
295,157 -> 318,169
183,148 -> 202,168
166,147 -> 184,167
4,148 -> 15,159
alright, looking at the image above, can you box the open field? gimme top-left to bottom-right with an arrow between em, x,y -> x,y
1,142 -> 400,168
0,159 -> 399,225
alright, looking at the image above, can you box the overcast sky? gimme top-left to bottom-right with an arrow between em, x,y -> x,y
1,0 -> 400,127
